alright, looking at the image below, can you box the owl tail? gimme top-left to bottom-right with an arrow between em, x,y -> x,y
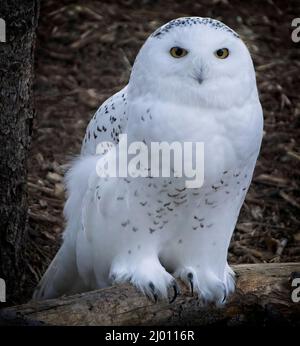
32,242 -> 85,300
33,155 -> 101,300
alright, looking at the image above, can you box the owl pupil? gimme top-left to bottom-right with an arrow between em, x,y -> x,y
176,48 -> 183,56
217,49 -> 223,56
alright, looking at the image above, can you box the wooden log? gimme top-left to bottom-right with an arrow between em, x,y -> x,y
0,263 -> 299,326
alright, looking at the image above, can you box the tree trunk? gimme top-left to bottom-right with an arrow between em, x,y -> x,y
1,263 -> 299,326
0,0 -> 39,304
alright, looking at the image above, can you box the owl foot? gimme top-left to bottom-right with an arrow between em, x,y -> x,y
174,266 -> 235,305
110,256 -> 178,302
174,267 -> 197,296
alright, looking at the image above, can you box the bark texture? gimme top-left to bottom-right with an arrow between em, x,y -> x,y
1,263 -> 299,326
0,0 -> 39,303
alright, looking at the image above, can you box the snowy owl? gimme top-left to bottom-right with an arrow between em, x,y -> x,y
34,17 -> 263,304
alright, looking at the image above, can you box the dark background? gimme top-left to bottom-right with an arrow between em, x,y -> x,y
22,0 -> 300,304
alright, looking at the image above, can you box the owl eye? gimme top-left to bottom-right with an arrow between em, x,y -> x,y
214,48 -> 229,59
170,47 -> 188,58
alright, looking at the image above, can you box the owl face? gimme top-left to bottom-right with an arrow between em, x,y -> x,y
129,18 -> 257,109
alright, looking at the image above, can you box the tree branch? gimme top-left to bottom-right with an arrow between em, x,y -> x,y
1,263 -> 299,326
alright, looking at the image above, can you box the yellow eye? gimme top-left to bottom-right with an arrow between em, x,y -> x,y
214,48 -> 229,59
170,47 -> 188,58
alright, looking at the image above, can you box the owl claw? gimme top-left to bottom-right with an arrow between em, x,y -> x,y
187,272 -> 194,296
149,282 -> 158,303
169,281 -> 180,303
222,284 -> 227,303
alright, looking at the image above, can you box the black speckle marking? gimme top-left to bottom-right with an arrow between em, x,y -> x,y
178,239 -> 183,244
121,220 -> 130,227
168,192 -> 180,198
151,17 -> 239,40
149,227 -> 156,234
128,250 -> 132,255
174,199 -> 187,206
205,199 -> 215,206
194,216 -> 205,222
153,31 -> 162,38
212,185 -> 221,191
110,116 -> 117,124
132,227 -> 138,232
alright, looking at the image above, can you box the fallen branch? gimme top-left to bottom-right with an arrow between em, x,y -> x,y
0,263 -> 299,326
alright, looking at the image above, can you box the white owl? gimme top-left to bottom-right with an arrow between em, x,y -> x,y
34,17 -> 263,304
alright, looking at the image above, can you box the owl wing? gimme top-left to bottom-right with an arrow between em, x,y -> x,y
81,86 -> 128,156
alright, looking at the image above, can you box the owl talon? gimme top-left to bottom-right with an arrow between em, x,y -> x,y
149,282 -> 158,302
187,272 -> 194,296
222,284 -> 227,303
169,281 -> 180,303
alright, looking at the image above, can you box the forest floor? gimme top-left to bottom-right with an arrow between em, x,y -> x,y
22,0 -> 300,304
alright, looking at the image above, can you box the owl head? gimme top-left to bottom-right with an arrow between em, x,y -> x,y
129,17 -> 257,109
